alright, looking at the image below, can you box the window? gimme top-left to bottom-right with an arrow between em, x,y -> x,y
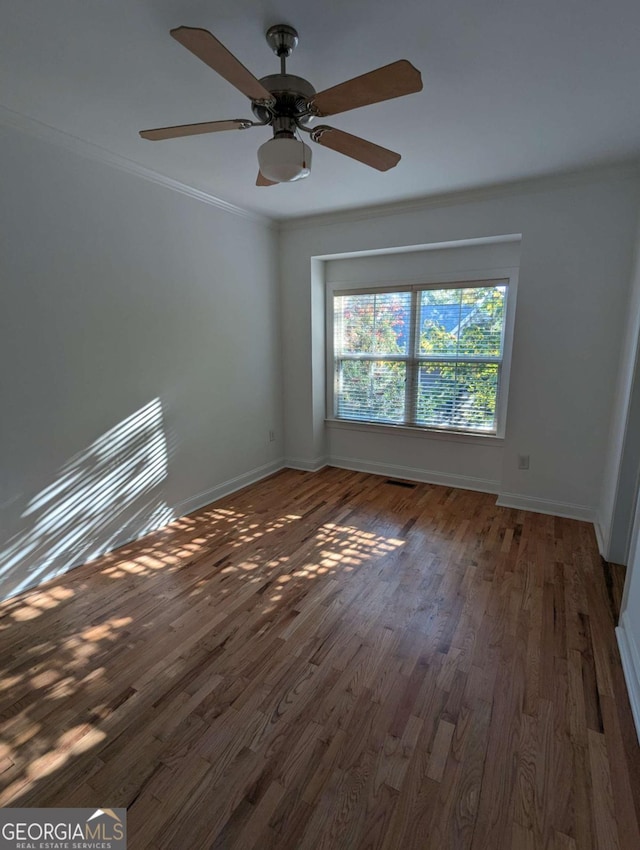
329,278 -> 514,436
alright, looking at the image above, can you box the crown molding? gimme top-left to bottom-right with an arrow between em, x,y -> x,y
2,103 -> 638,232
0,104 -> 274,227
277,160 -> 640,231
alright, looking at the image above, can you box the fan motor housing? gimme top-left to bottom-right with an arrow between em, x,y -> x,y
252,74 -> 316,127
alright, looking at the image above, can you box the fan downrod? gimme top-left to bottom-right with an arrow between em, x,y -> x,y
252,24 -> 315,128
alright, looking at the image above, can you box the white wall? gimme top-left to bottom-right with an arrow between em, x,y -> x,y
324,239 -> 521,493
2,124 -> 638,605
324,240 -> 522,286
0,123 -> 282,600
604,219 -> 640,742
280,170 -> 640,518
598,217 -> 640,561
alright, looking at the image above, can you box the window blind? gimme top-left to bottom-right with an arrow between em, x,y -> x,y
333,282 -> 507,434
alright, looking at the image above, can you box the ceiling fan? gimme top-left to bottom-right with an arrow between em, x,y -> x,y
139,24 -> 423,186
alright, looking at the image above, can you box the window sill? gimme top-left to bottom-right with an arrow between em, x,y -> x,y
325,418 -> 505,446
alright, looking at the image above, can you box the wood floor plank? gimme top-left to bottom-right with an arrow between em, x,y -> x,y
1,467 -> 639,848
588,728 -> 622,850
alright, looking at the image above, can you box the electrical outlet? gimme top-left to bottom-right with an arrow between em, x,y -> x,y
517,454 -> 530,470
268,430 -> 276,443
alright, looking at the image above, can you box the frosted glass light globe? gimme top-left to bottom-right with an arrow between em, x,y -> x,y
257,137 -> 312,183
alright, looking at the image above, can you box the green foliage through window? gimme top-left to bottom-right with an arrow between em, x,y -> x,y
333,283 -> 507,433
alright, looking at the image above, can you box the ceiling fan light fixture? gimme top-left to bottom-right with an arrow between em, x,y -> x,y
142,24 -> 422,184
257,137 -> 312,183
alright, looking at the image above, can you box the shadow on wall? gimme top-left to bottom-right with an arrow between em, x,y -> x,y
0,399 -> 174,601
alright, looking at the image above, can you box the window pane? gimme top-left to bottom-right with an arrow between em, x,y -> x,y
416,362 -> 499,431
332,282 -> 508,434
419,289 -> 461,356
457,286 -> 506,357
335,292 -> 411,356
336,360 -> 406,423
419,285 -> 506,359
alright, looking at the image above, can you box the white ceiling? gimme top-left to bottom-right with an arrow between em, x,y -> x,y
3,0 -> 640,220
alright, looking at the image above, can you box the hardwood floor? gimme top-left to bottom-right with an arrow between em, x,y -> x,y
1,467 -> 639,849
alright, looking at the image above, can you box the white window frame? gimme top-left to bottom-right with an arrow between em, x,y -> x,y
326,267 -> 519,440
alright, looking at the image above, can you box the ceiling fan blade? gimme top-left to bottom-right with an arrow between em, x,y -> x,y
256,171 -> 277,186
140,119 -> 253,141
311,60 -> 422,117
170,26 -> 274,103
311,126 -> 400,171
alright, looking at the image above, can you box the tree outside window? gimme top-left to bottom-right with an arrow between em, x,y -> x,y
333,282 -> 507,434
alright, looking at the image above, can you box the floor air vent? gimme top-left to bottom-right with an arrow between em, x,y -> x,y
385,479 -> 416,488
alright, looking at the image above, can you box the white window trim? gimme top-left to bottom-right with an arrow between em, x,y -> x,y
325,266 -> 519,440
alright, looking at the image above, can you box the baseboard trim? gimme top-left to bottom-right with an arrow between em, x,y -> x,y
594,516 -> 609,558
285,457 -> 328,472
1,458 -> 286,603
496,492 -> 594,522
328,455 -> 499,494
174,459 -> 286,516
616,614 -> 640,744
